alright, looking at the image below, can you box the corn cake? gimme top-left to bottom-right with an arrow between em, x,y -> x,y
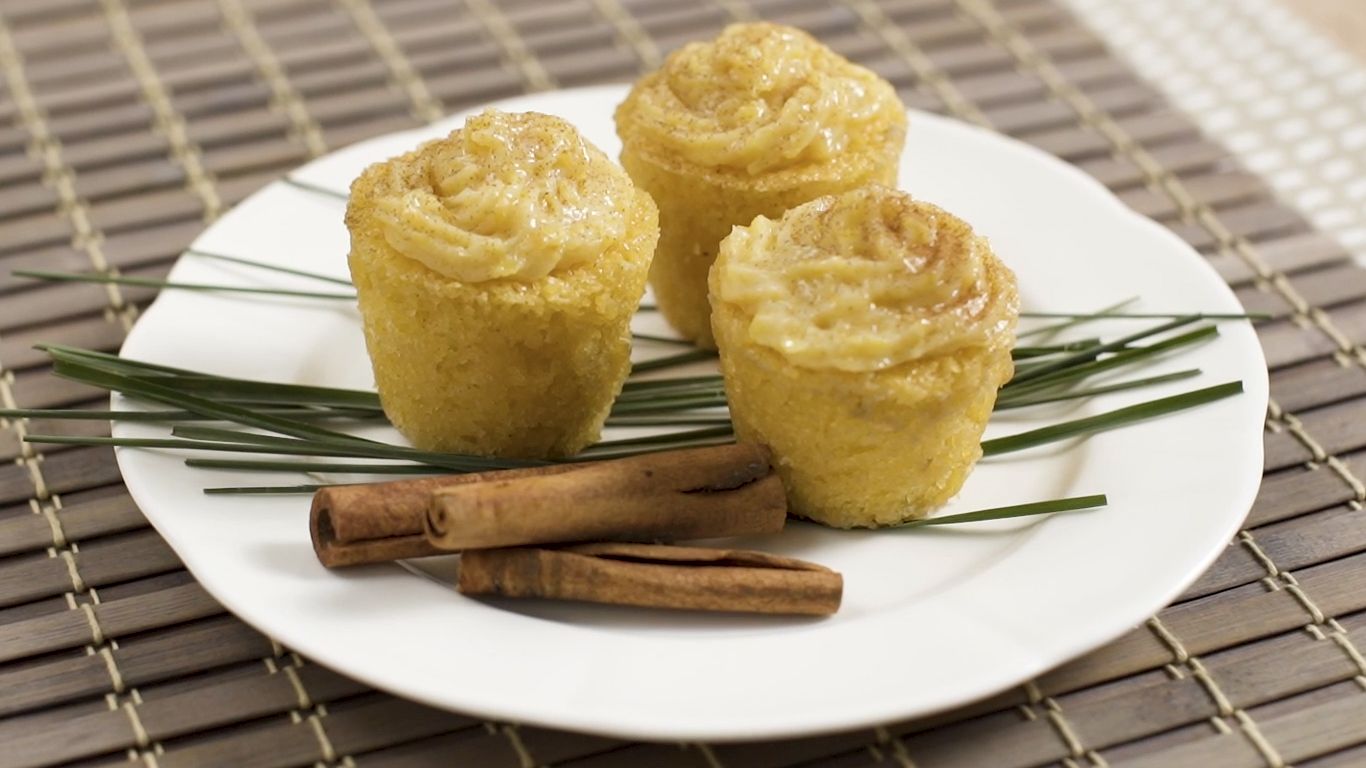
346,110 -> 658,459
709,186 -> 1019,527
614,22 -> 906,348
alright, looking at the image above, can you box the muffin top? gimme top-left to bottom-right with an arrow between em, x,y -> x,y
615,22 -> 905,182
711,186 -> 1019,372
352,110 -> 641,283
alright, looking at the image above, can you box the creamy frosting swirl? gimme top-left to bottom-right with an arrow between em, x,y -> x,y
615,22 -> 905,179
362,110 -> 635,283
712,186 -> 1019,372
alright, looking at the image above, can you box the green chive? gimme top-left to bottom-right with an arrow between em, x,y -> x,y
630,349 -> 717,375
587,425 -> 734,450
620,374 -> 724,393
614,381 -> 725,404
1006,317 -> 1201,388
632,332 -> 695,346
42,345 -> 382,410
1011,338 -> 1102,359
605,413 -> 733,427
14,269 -> 358,301
609,394 -> 730,414
1021,311 -> 1266,320
186,458 -> 440,474
896,494 -> 1108,527
0,406 -> 382,422
205,484 -> 336,495
171,425 -> 541,471
1004,326 -> 1217,397
49,355 -> 382,447
40,343 -> 212,377
994,369 -> 1202,410
982,381 -> 1243,456
582,435 -> 737,461
186,248 -> 354,286
23,434 -> 391,457
1016,298 -> 1139,340
281,176 -> 349,200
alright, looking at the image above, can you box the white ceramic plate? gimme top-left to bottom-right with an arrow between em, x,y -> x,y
114,85 -> 1267,741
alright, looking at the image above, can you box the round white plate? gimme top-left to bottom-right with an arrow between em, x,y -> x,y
115,85 -> 1267,741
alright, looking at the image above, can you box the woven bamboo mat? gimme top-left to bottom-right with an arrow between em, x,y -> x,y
0,0 -> 1362,766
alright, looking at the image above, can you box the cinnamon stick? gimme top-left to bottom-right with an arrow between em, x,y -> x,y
311,443 -> 784,568
424,443 -> 785,551
310,464 -> 580,567
458,543 -> 842,615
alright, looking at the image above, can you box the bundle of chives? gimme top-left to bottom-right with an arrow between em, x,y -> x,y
9,244 -> 1256,526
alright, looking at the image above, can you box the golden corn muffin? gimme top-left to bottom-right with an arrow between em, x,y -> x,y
346,110 -> 658,459
615,22 -> 907,348
709,186 -> 1019,528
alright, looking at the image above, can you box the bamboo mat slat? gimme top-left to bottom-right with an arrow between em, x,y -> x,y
1,0 -> 1365,766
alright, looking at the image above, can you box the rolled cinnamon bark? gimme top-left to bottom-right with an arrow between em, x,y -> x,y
311,443 -> 784,568
458,543 -> 842,615
310,465 -> 579,567
425,442 -> 784,550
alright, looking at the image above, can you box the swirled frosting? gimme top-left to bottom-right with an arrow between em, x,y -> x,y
615,22 -> 905,178
712,186 -> 1019,372
363,110 -> 635,283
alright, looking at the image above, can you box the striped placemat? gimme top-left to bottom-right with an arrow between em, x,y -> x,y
1064,0 -> 1366,265
1,1 -> 1364,766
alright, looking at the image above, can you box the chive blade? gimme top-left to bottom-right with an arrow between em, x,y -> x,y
1016,298 -> 1138,340
605,413 -> 733,427
22,434 -> 389,457
982,381 -> 1243,456
205,484 -> 335,495
41,345 -> 382,409
994,369 -> 1202,410
632,332 -> 695,346
0,406 -> 383,422
153,377 -> 383,409
582,435 -> 737,461
1004,326 -> 1217,397
1021,311 -> 1266,320
630,349 -> 717,375
614,382 -> 726,403
1005,316 -> 1200,389
1011,338 -> 1102,359
13,269 -> 358,300
620,374 -> 724,393
186,248 -> 354,286
49,354 -> 381,447
281,176 -> 349,200
172,424 -> 545,471
39,343 -> 202,376
588,425 -> 734,450
609,394 -> 729,414
897,494 -> 1108,527
186,458 -> 440,474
